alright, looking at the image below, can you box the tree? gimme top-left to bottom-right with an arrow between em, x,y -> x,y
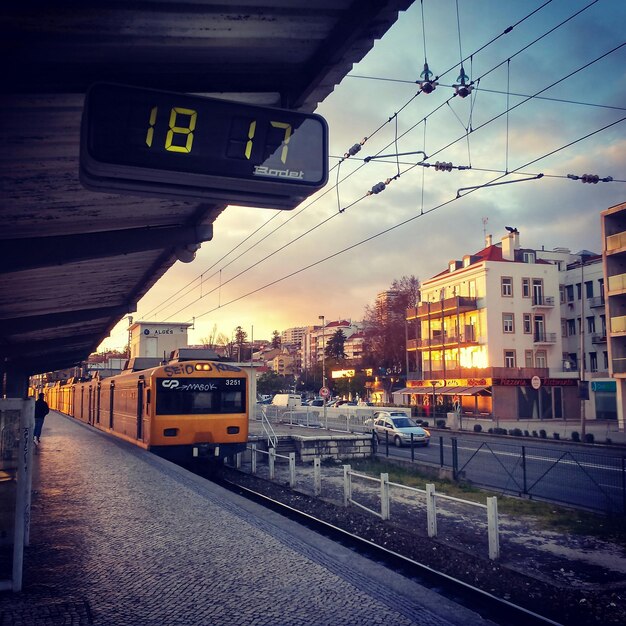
256,371 -> 289,396
271,330 -> 281,349
199,324 -> 220,349
362,275 -> 420,374
326,329 -> 347,362
234,326 -> 248,361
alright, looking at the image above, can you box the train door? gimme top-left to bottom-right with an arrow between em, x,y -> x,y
88,385 -> 93,425
109,381 -> 115,429
96,382 -> 101,424
136,378 -> 144,441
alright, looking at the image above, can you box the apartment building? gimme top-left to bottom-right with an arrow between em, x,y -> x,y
602,201 -> 626,430
403,230 -> 581,421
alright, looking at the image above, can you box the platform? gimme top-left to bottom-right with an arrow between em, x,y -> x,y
0,412 -> 490,626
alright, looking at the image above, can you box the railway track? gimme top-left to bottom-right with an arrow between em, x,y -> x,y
195,465 -> 563,626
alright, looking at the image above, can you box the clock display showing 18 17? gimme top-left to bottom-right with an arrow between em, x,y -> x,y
80,83 -> 329,209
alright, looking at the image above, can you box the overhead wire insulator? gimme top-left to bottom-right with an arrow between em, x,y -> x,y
582,174 -> 600,184
434,161 -> 453,172
568,173 -> 614,183
343,137 -> 368,159
368,182 -> 387,195
416,62 -> 438,94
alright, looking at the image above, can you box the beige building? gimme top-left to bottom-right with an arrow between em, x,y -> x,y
129,321 -> 193,360
403,230 -> 580,421
601,200 -> 626,430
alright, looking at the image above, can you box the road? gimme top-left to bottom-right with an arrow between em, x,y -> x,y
376,432 -> 626,514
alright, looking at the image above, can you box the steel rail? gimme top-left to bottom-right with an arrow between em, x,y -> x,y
212,471 -> 562,626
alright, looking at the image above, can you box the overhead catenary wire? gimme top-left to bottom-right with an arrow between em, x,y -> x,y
137,0 -> 585,322
183,114 -> 626,325
134,0 -> 620,327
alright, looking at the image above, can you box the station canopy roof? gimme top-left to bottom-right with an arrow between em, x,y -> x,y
0,1 -> 412,380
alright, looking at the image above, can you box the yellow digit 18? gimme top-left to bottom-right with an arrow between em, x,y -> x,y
165,107 -> 197,153
145,106 -> 197,153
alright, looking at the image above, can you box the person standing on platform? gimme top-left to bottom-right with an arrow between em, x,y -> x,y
34,392 -> 49,445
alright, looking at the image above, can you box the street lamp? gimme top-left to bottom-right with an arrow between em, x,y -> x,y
319,315 -> 327,428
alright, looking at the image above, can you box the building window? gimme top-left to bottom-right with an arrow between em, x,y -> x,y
535,351 -> 547,368
525,350 -> 534,368
585,280 -> 593,299
567,319 -> 576,336
501,276 -> 513,297
587,316 -> 596,334
523,313 -> 532,334
523,251 -> 535,263
561,319 -> 567,338
559,285 -> 565,303
503,313 -> 515,333
589,352 -> 598,372
504,350 -> 516,368
565,285 -> 574,302
522,278 -> 530,298
569,353 -> 578,370
603,351 -> 609,369
576,283 -> 582,300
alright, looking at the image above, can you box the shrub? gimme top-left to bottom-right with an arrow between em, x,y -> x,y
532,430 -> 538,437
510,428 -> 523,437
436,419 -> 446,428
606,438 -> 613,445
494,427 -> 507,435
487,428 -> 494,434
584,433 -> 595,444
553,432 -> 560,440
473,424 -> 482,433
523,430 -> 530,437
571,431 -> 580,442
539,429 -> 547,439
420,420 -> 429,427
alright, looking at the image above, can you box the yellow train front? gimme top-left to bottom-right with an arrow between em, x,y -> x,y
50,360 -> 249,463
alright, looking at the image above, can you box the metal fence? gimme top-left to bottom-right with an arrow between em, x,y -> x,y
379,435 -> 626,515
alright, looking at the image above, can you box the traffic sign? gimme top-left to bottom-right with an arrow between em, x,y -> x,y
319,386 -> 330,398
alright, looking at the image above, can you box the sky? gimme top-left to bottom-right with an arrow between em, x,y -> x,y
98,0 -> 626,352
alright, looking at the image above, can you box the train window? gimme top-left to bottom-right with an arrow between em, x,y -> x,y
155,378 -> 246,415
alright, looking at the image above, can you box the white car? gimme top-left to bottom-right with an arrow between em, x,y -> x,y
371,411 -> 430,447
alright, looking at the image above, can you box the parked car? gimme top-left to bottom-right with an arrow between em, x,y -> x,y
371,411 -> 430,447
308,399 -> 325,407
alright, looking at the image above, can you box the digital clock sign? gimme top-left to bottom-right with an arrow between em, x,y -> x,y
79,83 -> 329,209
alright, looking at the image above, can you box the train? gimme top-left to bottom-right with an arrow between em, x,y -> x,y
44,358 -> 249,463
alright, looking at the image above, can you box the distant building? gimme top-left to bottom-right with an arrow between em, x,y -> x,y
402,230 -> 589,422
280,326 -> 306,346
129,320 -> 193,360
602,200 -> 626,430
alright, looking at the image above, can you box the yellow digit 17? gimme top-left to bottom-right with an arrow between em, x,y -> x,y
145,106 -> 197,153
244,120 -> 292,163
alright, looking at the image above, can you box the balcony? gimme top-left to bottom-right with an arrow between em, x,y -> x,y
606,230 -> 626,253
411,330 -> 479,350
610,315 -> 626,334
531,295 -> 555,308
588,295 -> 605,308
414,296 -> 478,319
611,358 -> 626,375
591,333 -> 607,344
607,273 -> 626,293
533,332 -> 557,344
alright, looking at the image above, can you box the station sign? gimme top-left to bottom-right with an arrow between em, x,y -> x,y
80,83 -> 329,209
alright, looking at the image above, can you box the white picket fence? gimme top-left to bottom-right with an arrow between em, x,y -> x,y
232,447 -> 500,560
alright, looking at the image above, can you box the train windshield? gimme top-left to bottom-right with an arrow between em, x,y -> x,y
155,377 -> 246,415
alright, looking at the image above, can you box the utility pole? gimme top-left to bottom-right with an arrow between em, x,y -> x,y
319,315 -> 327,428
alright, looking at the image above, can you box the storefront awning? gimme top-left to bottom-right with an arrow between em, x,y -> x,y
447,386 -> 491,396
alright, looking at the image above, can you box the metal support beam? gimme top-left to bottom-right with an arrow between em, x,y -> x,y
0,224 -> 213,273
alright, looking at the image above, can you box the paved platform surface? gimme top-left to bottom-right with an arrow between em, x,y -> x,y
0,412 -> 493,626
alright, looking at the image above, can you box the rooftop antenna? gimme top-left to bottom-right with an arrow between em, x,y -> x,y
482,216 -> 488,240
